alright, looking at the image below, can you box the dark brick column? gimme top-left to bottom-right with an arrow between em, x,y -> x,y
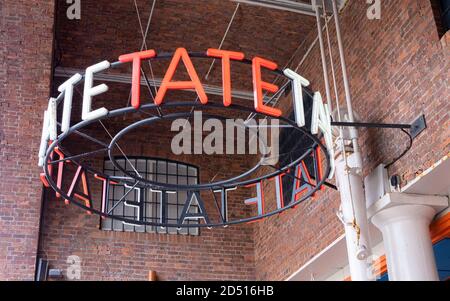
0,0 -> 55,280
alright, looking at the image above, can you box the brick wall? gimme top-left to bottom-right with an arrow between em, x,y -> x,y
253,0 -> 449,280
38,91 -> 257,280
34,0 -> 317,281
0,0 -> 55,280
54,0 -> 316,92
1,0 -> 448,281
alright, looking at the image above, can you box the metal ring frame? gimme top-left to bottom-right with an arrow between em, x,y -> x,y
43,51 -> 331,227
107,108 -> 271,191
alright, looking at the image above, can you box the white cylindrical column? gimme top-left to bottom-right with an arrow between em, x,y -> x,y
372,204 -> 439,281
336,153 -> 373,281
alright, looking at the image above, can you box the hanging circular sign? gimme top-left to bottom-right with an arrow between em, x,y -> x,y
39,48 -> 335,228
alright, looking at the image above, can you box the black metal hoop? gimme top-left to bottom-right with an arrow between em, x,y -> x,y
43,101 -> 331,227
42,50 -> 331,227
107,111 -> 269,191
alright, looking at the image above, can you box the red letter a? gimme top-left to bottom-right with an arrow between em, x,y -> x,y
154,48 -> 208,105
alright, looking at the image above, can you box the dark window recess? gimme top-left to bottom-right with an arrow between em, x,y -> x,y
278,88 -> 317,205
431,0 -> 450,38
101,157 -> 199,235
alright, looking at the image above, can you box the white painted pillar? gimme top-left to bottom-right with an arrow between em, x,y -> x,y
371,204 -> 439,281
335,153 -> 373,281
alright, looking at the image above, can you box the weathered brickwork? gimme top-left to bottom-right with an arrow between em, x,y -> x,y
1,0 -> 448,281
33,0 -> 317,281
0,0 -> 55,280
253,0 -> 449,280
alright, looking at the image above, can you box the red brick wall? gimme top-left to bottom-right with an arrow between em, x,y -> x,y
0,0 -> 55,280
253,0 -> 449,280
38,91 -> 257,280
35,64 -> 259,279
34,0 -> 318,281
53,0 -> 315,92
2,0 -> 448,281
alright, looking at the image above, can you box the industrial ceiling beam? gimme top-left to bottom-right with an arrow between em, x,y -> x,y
231,0 -> 317,17
231,0 -> 347,16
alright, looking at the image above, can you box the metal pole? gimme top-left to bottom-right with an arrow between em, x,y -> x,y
330,0 -> 374,281
331,0 -> 359,151
331,121 -> 411,129
335,154 -> 374,281
314,4 -> 333,112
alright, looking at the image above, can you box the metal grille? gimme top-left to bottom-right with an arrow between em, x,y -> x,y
101,157 -> 199,235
